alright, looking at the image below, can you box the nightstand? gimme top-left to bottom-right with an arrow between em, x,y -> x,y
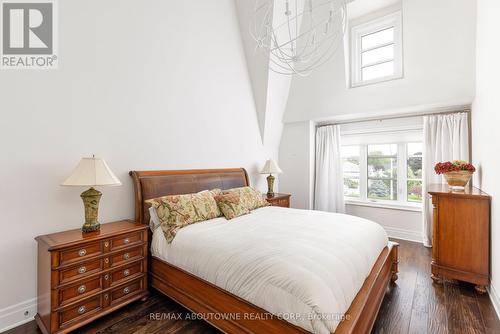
35,220 -> 148,334
265,193 -> 291,208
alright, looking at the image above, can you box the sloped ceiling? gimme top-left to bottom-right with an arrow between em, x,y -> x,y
234,0 -> 270,143
234,0 -> 294,147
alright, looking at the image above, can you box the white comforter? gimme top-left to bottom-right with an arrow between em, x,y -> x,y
151,206 -> 388,333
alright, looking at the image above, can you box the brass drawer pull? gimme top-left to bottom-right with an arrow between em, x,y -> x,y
124,238 -> 130,244
104,258 -> 109,264
78,249 -> 87,257
104,274 -> 109,280
123,287 -> 130,294
78,306 -> 86,314
78,285 -> 86,294
78,266 -> 86,274
104,294 -> 108,300
123,269 -> 130,277
123,253 -> 130,260
104,241 -> 109,248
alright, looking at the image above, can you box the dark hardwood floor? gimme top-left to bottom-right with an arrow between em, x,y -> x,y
7,239 -> 500,334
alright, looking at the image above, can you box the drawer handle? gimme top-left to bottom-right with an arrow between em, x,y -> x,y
78,266 -> 86,274
104,258 -> 109,264
78,249 -> 87,257
123,253 -> 130,260
104,274 -> 109,280
123,287 -> 130,294
104,294 -> 108,300
123,269 -> 130,277
78,285 -> 86,294
124,238 -> 130,244
104,241 -> 109,248
78,306 -> 86,314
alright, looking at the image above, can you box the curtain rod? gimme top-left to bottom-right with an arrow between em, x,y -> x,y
316,108 -> 470,128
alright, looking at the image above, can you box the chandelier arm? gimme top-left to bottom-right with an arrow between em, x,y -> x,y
290,17 -> 344,61
268,4 -> 345,53
264,0 -> 337,34
252,0 -> 347,75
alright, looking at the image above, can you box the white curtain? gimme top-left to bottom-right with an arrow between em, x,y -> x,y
314,125 -> 345,213
422,112 -> 469,247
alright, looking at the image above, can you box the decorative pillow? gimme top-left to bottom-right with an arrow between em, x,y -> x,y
224,186 -> 269,211
215,192 -> 250,220
145,194 -> 199,243
191,190 -> 221,220
146,189 -> 223,243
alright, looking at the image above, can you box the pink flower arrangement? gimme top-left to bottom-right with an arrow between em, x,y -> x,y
434,160 -> 476,175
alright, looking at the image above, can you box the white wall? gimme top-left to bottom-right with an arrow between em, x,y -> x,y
0,0 -> 279,330
346,205 -> 422,242
284,0 -> 476,122
279,121 -> 315,209
472,0 -> 500,315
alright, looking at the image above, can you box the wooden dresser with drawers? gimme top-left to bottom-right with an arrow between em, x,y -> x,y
428,184 -> 490,294
35,220 -> 148,334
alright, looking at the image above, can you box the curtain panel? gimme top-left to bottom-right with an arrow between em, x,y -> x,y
314,125 -> 345,213
422,112 -> 469,247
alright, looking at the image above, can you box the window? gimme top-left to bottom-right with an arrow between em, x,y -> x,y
342,146 -> 361,198
367,144 -> 398,201
350,12 -> 403,87
341,142 -> 422,208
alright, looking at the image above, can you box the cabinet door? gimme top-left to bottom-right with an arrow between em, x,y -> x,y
436,196 -> 489,275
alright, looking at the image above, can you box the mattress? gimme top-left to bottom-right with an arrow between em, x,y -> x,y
151,206 -> 388,333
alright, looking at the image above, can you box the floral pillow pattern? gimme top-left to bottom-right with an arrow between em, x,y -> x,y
215,192 -> 250,220
145,189 -> 223,243
191,190 -> 221,220
224,186 -> 269,211
145,194 -> 198,243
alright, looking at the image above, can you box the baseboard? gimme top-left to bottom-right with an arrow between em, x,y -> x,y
383,226 -> 422,243
0,298 -> 36,333
488,282 -> 500,320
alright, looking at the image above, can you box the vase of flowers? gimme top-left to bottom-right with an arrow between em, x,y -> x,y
434,160 -> 476,190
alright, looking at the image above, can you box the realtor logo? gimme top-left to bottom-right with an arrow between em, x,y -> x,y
1,0 -> 57,69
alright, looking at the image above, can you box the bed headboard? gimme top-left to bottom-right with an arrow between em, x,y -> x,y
129,168 -> 249,225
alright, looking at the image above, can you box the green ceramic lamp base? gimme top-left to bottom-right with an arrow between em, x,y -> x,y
80,187 -> 102,233
266,174 -> 275,197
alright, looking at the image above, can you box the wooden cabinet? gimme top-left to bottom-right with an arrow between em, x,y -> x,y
35,220 -> 148,334
428,184 -> 490,293
265,193 -> 291,208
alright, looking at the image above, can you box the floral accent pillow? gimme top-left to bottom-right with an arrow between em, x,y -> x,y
145,194 -> 198,243
224,186 -> 269,211
191,190 -> 221,220
215,192 -> 250,220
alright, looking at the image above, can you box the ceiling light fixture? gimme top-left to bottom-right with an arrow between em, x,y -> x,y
251,0 -> 348,76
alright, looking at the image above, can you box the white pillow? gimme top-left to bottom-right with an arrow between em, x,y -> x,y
149,207 -> 161,232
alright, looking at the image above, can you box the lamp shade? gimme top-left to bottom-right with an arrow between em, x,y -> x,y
61,156 -> 122,187
260,159 -> 283,174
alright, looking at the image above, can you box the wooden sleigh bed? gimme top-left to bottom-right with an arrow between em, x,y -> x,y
130,168 -> 399,334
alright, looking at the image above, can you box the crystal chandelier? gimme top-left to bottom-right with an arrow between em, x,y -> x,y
251,0 -> 347,76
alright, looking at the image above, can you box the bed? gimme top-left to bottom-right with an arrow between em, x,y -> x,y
130,168 -> 399,334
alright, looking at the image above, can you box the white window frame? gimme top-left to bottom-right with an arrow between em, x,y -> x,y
342,142 -> 422,212
350,11 -> 403,88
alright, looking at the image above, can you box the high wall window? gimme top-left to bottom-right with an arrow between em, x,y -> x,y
342,142 -> 422,207
350,11 -> 403,87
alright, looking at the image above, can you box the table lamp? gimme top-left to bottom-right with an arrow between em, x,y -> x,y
61,155 -> 121,232
260,159 -> 283,197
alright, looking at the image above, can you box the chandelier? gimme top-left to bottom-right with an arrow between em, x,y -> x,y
251,0 -> 347,76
